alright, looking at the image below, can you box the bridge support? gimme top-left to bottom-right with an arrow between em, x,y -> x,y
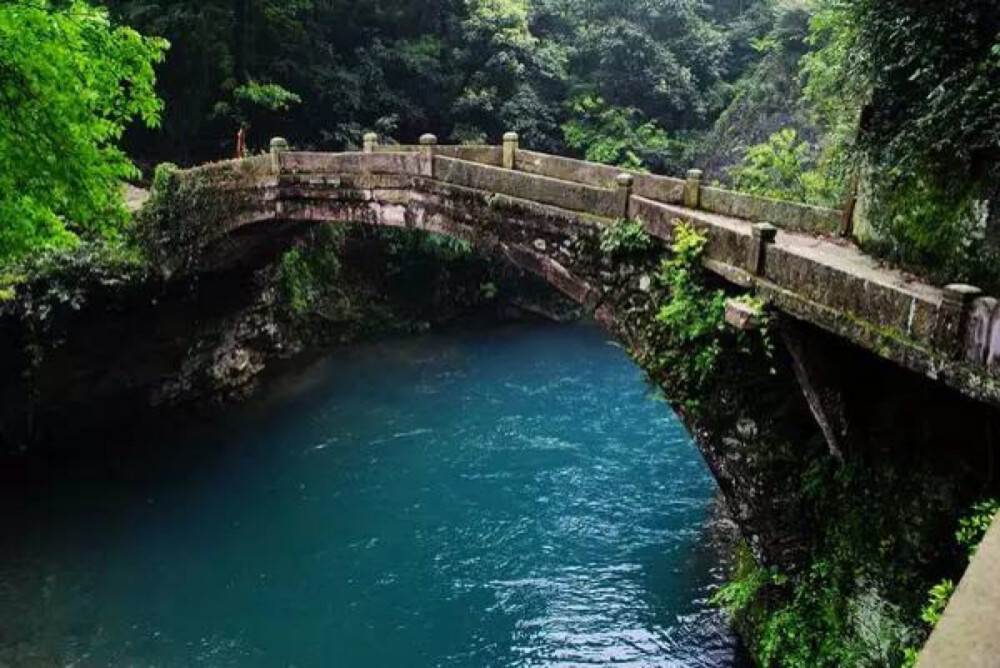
780,319 -> 850,461
918,513 -> 1000,667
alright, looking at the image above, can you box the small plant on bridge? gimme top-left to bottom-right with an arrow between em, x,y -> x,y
636,220 -> 727,411
277,224 -> 348,322
599,218 -> 653,258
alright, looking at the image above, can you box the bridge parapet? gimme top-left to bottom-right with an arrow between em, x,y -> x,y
362,135 -> 842,235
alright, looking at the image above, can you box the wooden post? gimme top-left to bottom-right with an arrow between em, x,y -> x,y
363,132 -> 379,153
269,137 -> 288,174
503,132 -> 519,170
685,169 -> 703,209
419,133 -> 437,178
616,173 -> 634,219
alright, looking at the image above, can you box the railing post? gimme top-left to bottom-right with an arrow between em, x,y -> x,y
269,137 -> 289,175
938,284 -> 984,359
616,173 -> 634,219
685,169 -> 703,209
503,132 -> 519,170
363,132 -> 379,153
748,223 -> 778,276
419,133 -> 437,178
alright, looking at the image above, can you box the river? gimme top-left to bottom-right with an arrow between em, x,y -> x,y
0,321 -> 746,666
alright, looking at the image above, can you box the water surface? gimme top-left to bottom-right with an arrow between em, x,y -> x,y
1,322 -> 744,666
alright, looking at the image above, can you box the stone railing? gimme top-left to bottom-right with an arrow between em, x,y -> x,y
361,132 -> 844,235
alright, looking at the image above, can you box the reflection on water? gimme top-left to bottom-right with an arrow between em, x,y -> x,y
0,322 -> 747,666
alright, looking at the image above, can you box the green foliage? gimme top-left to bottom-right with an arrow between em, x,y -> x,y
135,158 -> 272,274
599,218 -> 653,257
956,499 -> 1000,557
896,497 -> 999,659
716,454 -> 995,668
0,0 -> 167,265
802,0 -> 1000,287
694,2 -> 818,179
234,81 -> 302,112
919,580 -> 954,627
730,128 -> 842,206
0,242 -> 148,330
102,0 -> 772,163
713,541 -> 783,616
214,80 -> 302,130
277,224 -> 346,321
562,95 -> 679,171
636,221 -> 727,409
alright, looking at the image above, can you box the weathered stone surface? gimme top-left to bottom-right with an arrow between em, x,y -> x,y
918,513 -> 1000,668
281,151 -> 425,176
685,169 -> 703,209
157,148 -> 1000,406
724,299 -> 761,331
701,185 -> 842,234
516,150 -> 686,205
965,297 -> 998,365
433,155 -> 620,218
434,145 -> 503,167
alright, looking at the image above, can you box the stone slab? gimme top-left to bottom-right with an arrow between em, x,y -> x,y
918,515 -> 1000,668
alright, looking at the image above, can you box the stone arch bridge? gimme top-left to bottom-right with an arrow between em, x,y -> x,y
149,133 -> 999,666
155,133 -> 1000,407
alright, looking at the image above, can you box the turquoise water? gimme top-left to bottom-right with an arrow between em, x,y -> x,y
0,322 -> 744,666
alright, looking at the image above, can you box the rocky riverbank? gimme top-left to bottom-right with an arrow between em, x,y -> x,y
0,225 -> 581,456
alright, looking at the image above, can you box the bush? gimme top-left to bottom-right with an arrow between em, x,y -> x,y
599,219 -> 653,257
0,0 -> 166,265
730,128 -> 842,206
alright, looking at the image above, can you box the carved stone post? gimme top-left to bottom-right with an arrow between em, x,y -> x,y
363,132 -> 379,153
748,223 -> 778,276
419,133 -> 437,178
269,137 -> 289,175
938,284 -> 984,359
685,169 -> 703,209
616,173 -> 634,219
503,132 -> 519,170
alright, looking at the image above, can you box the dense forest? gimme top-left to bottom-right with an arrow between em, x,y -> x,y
2,0 -> 998,284
2,1 -> 1000,666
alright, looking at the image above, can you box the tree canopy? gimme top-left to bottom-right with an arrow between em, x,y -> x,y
103,0 -> 773,164
0,0 -> 166,263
